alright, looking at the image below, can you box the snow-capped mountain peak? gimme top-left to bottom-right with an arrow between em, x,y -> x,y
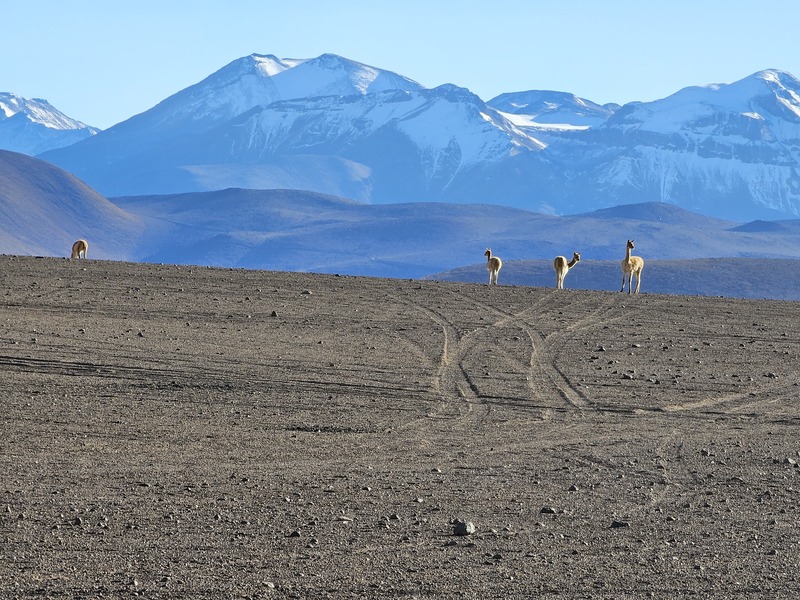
487,90 -> 617,128
0,93 -> 98,155
251,54 -> 306,77
99,53 -> 426,146
268,53 -> 423,99
605,68 -> 800,134
0,93 -> 94,131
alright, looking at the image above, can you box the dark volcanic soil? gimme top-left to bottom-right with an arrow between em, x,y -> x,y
2,255 -> 799,599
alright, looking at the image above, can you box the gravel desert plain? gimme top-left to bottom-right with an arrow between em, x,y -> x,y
2,255 -> 800,599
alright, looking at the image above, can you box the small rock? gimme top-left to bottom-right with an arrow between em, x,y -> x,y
610,520 -> 630,528
540,506 -> 557,514
452,519 -> 476,536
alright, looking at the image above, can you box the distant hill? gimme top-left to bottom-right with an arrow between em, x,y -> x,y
4,149 -> 800,295
111,190 -> 800,278
0,150 -> 143,258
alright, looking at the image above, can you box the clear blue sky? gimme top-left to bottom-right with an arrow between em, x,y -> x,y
4,0 -> 800,129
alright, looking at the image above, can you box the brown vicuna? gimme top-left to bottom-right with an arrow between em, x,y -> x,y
620,240 -> 644,294
484,248 -> 502,286
71,239 -> 89,259
553,251 -> 580,289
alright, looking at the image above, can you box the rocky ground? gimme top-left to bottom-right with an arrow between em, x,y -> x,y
1,255 -> 799,599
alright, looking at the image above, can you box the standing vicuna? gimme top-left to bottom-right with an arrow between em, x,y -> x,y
620,239 -> 644,294
484,248 -> 502,286
70,239 -> 89,259
553,251 -> 580,289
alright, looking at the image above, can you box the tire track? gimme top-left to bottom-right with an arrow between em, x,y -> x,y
662,371 -> 800,416
461,291 -> 623,413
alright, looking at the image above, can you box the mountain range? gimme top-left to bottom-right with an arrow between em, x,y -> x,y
3,53 -> 792,221
3,53 -> 800,297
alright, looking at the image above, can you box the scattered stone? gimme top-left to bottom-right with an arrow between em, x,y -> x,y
610,520 -> 630,528
540,506 -> 557,514
270,310 -> 278,317
452,519 -> 476,536
287,529 -> 301,537
568,484 -> 579,492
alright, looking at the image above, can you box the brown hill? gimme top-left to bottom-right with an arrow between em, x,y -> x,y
2,256 -> 799,598
0,150 -> 144,258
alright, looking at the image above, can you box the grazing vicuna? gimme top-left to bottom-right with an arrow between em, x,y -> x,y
71,239 -> 88,259
553,251 -> 580,289
620,239 -> 644,294
484,248 -> 502,286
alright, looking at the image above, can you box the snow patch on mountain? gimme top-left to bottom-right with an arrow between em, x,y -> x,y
269,53 -> 422,99
252,55 -> 306,77
395,86 -> 544,170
